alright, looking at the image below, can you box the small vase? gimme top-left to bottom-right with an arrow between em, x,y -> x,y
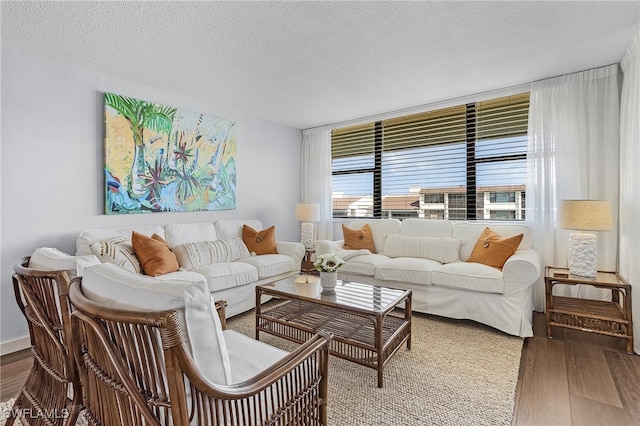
320,271 -> 338,294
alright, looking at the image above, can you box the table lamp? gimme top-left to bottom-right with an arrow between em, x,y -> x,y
295,203 -> 320,249
557,200 -> 613,277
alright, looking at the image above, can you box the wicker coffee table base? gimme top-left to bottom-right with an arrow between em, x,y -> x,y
256,297 -> 411,388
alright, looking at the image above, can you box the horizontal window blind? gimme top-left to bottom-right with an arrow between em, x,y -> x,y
331,123 -> 375,160
331,93 -> 530,220
382,105 -> 467,152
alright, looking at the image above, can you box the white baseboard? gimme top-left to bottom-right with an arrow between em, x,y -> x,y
0,336 -> 30,356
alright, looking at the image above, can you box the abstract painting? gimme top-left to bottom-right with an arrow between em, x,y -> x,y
104,92 -> 237,214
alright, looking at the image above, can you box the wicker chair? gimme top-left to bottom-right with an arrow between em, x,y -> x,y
8,257 -> 82,426
69,278 -> 332,425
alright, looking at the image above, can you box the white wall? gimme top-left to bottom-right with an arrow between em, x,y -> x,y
0,48 -> 303,349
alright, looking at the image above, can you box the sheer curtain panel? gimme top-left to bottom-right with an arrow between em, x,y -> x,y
526,64 -> 620,311
619,31 -> 639,354
301,126 -> 333,241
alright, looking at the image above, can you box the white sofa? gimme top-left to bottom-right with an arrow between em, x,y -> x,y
75,219 -> 305,317
315,219 -> 540,337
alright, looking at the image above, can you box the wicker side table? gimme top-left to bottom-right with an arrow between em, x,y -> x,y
301,249 -> 318,275
545,266 -> 633,354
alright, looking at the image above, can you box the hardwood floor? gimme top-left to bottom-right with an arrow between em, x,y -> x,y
512,313 -> 640,426
1,313 -> 638,425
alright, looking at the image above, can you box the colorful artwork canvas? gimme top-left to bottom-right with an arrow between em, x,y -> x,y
104,93 -> 237,214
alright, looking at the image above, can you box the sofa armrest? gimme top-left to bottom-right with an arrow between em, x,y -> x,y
315,240 -> 344,256
502,248 -> 541,295
275,241 -> 305,264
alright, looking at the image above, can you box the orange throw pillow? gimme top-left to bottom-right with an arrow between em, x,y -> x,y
342,223 -> 377,253
131,231 -> 180,276
242,225 -> 278,255
468,227 -> 523,270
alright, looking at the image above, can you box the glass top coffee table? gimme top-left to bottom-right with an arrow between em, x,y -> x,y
255,276 -> 412,388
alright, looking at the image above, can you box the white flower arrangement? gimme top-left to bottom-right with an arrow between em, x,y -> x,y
314,253 -> 345,273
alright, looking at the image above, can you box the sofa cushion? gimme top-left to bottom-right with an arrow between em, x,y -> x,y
238,254 -> 297,279
223,329 -> 288,384
382,234 -> 461,264
216,219 -> 264,239
29,247 -> 100,278
174,238 -> 251,270
453,222 -> 531,261
399,218 -> 453,238
89,237 -> 142,274
165,222 -> 217,246
431,262 -> 504,294
338,252 -> 390,277
342,223 -> 377,252
132,232 -> 180,276
193,262 -> 259,292
242,225 -> 278,255
81,263 -> 231,385
347,219 -> 401,253
374,257 -> 441,284
76,225 -> 166,256
467,228 -> 523,270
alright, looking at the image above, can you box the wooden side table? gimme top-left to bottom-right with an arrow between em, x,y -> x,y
301,249 -> 318,275
545,266 -> 633,354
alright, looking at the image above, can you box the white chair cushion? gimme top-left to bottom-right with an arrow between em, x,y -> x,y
81,263 -> 232,385
382,234 -> 461,264
223,329 -> 288,384
174,238 -> 251,270
28,247 -> 100,278
238,254 -> 297,279
431,262 -> 504,294
193,262 -> 259,292
374,257 -> 440,284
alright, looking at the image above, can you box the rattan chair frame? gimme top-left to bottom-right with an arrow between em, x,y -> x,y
69,278 -> 332,426
8,257 -> 82,426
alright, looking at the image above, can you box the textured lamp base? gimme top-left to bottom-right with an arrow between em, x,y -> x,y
567,232 -> 597,277
300,222 -> 314,250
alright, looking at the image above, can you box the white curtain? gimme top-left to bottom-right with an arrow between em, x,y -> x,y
526,64 -> 620,311
619,31 -> 639,354
301,126 -> 333,241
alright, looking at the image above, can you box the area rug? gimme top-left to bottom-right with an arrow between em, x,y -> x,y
228,310 -> 523,426
1,311 -> 523,426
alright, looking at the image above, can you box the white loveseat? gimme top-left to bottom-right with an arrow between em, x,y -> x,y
315,219 -> 540,337
75,219 -> 304,317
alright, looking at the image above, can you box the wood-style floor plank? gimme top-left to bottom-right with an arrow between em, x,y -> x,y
0,356 -> 32,401
604,349 -> 640,420
564,329 -> 623,408
513,334 -> 573,426
569,394 -> 631,426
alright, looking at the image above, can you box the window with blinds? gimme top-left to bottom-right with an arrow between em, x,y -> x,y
331,92 -> 529,220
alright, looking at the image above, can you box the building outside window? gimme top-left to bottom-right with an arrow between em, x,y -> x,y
490,192 -> 516,203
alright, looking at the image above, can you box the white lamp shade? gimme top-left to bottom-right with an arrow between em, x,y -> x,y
557,200 -> 613,231
295,203 -> 320,222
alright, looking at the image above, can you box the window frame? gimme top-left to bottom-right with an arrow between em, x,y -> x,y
331,93 -> 529,220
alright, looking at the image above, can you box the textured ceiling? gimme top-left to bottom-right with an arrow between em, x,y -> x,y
2,1 -> 639,129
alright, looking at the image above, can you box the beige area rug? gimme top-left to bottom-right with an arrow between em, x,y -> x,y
1,311 -> 523,426
228,309 -> 523,426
